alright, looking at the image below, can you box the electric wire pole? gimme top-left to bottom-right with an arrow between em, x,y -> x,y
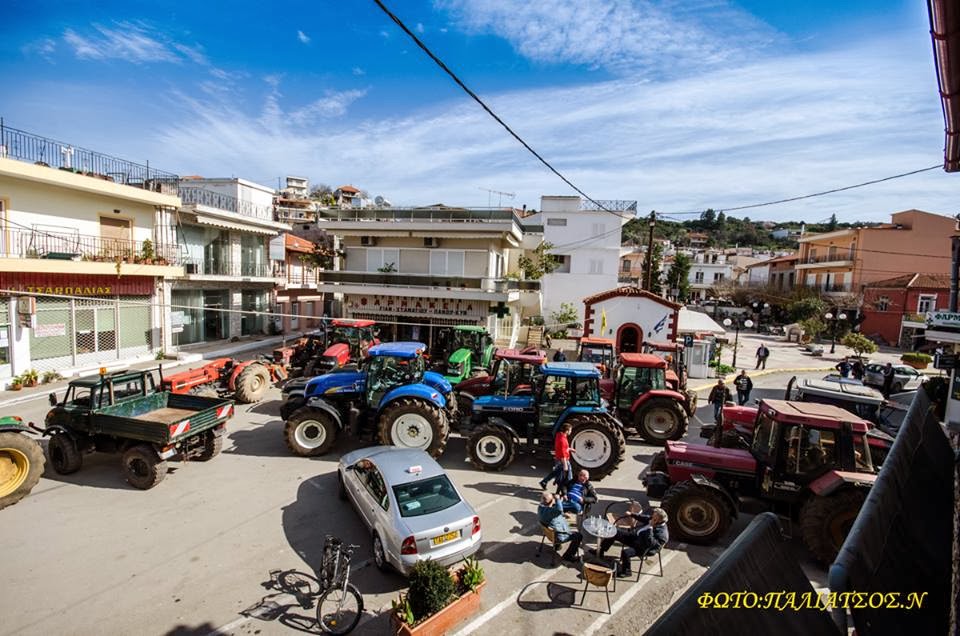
645,210 -> 657,293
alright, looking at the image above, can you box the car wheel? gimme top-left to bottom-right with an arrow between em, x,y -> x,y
892,382 -> 903,393
372,532 -> 389,572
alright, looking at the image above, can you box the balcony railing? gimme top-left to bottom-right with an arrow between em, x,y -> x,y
2,227 -> 180,264
183,259 -> 273,278
579,199 -> 638,212
316,270 -> 539,292
823,283 -> 853,293
0,123 -> 178,194
316,207 -> 522,225
803,252 -> 856,264
179,187 -> 275,221
276,207 -> 316,223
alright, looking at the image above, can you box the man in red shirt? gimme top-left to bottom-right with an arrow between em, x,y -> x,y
539,422 -> 574,490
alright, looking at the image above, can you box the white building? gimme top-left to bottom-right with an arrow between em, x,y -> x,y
531,196 -> 630,322
688,250 -> 733,300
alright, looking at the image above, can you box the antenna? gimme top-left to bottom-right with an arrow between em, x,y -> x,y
478,187 -> 515,207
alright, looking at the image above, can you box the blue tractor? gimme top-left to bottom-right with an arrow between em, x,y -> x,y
465,362 -> 627,479
283,342 -> 454,458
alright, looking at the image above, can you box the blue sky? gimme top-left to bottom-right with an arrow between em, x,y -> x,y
1,0 -> 953,222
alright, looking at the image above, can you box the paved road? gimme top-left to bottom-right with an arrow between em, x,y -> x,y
1,367 -> 906,635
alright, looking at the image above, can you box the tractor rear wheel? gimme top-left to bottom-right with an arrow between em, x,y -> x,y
0,432 -> 45,510
661,481 -> 733,544
444,391 -> 460,430
235,363 -> 271,403
48,433 -> 82,475
467,425 -> 516,471
378,398 -> 448,458
285,408 -> 338,457
568,414 -> 625,480
121,444 -> 167,490
634,398 -> 687,444
195,430 -> 223,461
800,489 -> 867,564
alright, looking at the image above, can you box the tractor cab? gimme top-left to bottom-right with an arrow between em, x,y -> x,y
534,362 -> 603,431
605,353 -> 697,443
364,342 -> 428,407
453,348 -> 545,415
578,337 -> 616,378
442,325 -> 494,384
611,354 -> 669,412
642,341 -> 687,391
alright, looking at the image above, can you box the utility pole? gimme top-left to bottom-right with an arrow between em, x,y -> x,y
645,210 -> 657,293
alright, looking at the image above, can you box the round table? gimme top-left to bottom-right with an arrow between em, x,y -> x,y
581,515 -> 617,553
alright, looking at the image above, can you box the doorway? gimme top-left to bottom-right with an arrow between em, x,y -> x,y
617,324 -> 641,353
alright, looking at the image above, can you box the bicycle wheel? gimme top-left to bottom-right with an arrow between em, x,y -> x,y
316,583 -> 364,634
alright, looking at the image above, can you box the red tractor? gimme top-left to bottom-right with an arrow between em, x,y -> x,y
453,348 -> 546,414
642,340 -> 688,391
279,319 -> 380,379
161,357 -> 287,404
577,337 -> 616,378
603,353 -> 697,443
644,399 -> 880,563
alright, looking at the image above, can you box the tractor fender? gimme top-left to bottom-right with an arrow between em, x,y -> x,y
483,417 -> 521,444
226,359 -> 254,391
629,389 -> 689,413
688,473 -> 739,519
303,397 -> 346,430
552,406 -> 603,434
807,470 -> 877,497
0,423 -> 33,435
423,370 -> 453,394
378,384 -> 446,415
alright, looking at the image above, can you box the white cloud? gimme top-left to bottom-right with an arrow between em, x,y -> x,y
62,21 -> 206,65
21,38 -> 57,61
352,67 -> 366,76
290,89 -> 368,124
436,0 -> 778,76
416,23 -> 425,34
297,30 -> 311,45
380,30 -> 391,39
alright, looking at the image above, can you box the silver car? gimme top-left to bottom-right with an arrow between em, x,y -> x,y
863,363 -> 927,393
337,446 -> 482,576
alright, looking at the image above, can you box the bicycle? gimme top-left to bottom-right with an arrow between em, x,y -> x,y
316,535 -> 364,634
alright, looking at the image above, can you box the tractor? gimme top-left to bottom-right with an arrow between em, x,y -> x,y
282,342 -> 454,459
643,399 -> 881,563
433,325 -> 495,383
577,337 -> 616,378
642,340 -> 689,392
453,348 -> 546,414
0,416 -> 44,510
161,356 -> 287,404
604,353 -> 697,444
281,319 -> 380,379
464,362 -> 626,479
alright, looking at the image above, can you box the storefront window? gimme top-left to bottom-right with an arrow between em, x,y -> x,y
241,290 -> 267,335
241,235 -> 267,277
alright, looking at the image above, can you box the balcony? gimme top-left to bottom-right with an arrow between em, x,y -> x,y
0,124 -> 178,194
179,187 -> 275,221
796,252 -> 856,269
579,199 -> 638,212
2,227 -> 181,264
316,270 -> 538,301
902,312 -> 929,328
276,206 -> 317,223
317,206 -> 522,224
182,259 -> 274,279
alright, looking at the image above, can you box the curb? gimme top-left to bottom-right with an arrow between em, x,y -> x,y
689,366 -> 835,392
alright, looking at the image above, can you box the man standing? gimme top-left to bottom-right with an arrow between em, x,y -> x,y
836,357 -> 851,378
537,491 -> 583,563
881,362 -> 896,397
708,379 -> 732,424
851,358 -> 865,381
559,469 -> 598,514
755,344 -> 770,370
597,507 -> 670,578
733,370 -> 753,406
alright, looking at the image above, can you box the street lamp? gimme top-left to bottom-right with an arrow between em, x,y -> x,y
752,301 -> 770,331
723,317 -> 754,369
824,311 -> 848,354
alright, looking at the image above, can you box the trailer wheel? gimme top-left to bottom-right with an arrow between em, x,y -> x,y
121,444 -> 168,490
378,398 -> 448,458
235,363 -> 271,404
467,425 -> 516,471
634,398 -> 687,444
0,432 -> 45,510
285,408 -> 338,456
801,489 -> 866,564
48,433 -> 82,475
568,414 -> 625,480
661,481 -> 733,544
195,430 -> 223,461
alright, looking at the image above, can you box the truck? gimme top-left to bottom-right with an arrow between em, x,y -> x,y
605,353 -> 697,443
43,369 -> 235,489
644,399 -> 881,563
160,356 -> 288,404
464,362 -> 626,479
283,342 -> 454,458
0,416 -> 45,510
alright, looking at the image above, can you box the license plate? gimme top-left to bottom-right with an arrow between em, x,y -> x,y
431,531 -> 459,546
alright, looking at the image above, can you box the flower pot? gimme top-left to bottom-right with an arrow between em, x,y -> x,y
10,383 -> 22,391
391,580 -> 486,636
25,380 -> 38,388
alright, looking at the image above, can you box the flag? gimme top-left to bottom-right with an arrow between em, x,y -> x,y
601,308 -> 608,334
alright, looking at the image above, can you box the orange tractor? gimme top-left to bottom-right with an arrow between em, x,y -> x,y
161,357 -> 287,404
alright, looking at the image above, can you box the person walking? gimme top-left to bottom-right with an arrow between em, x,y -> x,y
552,349 -> 567,362
755,344 -> 770,370
708,379 -> 732,424
540,422 -> 574,490
733,370 -> 753,406
881,362 -> 896,397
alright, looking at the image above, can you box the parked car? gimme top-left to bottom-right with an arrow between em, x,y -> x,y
863,363 -> 927,393
337,446 -> 482,576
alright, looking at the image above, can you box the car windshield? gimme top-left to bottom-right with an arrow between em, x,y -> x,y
393,475 -> 461,517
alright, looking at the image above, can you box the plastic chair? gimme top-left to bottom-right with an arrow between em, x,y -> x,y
579,562 -> 614,613
536,525 -> 561,566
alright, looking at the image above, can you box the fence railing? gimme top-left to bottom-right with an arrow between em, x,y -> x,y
804,252 -> 856,264
183,259 -> 273,278
579,199 -> 638,212
315,270 -> 540,292
316,207 -> 522,225
179,187 -> 275,220
0,123 -> 178,194
2,228 -> 180,264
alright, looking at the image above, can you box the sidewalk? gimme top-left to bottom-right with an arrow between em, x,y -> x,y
0,335 -> 285,409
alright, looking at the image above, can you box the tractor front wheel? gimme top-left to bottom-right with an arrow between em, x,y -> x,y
635,398 -> 687,444
467,425 -> 516,471
568,414 -> 626,480
0,432 -> 45,510
800,489 -> 867,564
121,444 -> 168,490
285,408 -> 338,457
661,481 -> 733,544
235,363 -> 271,403
378,398 -> 449,458
48,432 -> 82,475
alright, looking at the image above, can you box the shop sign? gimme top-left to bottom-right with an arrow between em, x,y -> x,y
171,311 -> 185,334
345,294 -> 487,320
929,311 -> 960,328
35,323 -> 67,338
0,273 -> 154,296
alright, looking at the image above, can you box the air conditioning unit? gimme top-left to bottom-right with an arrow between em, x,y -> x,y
423,237 -> 440,248
360,236 -> 377,246
184,262 -> 199,274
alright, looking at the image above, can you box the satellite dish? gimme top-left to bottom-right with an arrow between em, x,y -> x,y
375,196 -> 391,207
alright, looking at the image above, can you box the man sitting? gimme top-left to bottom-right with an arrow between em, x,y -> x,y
559,469 -> 598,514
596,507 -> 669,577
536,491 -> 583,563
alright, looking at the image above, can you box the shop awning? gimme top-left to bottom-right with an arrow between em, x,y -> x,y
194,215 -> 280,236
677,308 -> 727,335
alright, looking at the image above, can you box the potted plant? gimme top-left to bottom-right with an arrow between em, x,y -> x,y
900,351 -> 933,369
140,239 -> 155,265
391,557 -> 486,636
21,369 -> 39,388
41,370 -> 63,384
9,375 -> 23,391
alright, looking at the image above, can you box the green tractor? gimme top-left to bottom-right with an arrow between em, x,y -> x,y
440,325 -> 495,384
0,416 -> 45,510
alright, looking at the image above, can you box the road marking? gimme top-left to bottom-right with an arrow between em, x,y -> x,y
581,547 -> 683,636
207,614 -> 252,635
451,565 -> 566,636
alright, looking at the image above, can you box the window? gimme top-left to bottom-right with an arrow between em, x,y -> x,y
589,259 -> 603,274
546,218 -> 567,226
621,258 -> 631,272
393,475 -> 460,518
290,302 -> 299,329
808,248 -> 817,263
366,248 -> 400,272
918,294 -> 937,314
875,295 -> 890,311
551,254 -> 570,273
429,250 -> 465,276
694,271 -> 704,284
354,462 -> 389,510
713,272 -> 724,282
784,425 -> 836,475
592,223 -> 606,237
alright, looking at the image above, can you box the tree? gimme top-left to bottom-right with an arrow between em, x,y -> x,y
550,302 -> 580,337
700,209 -> 716,228
827,213 -> 838,232
518,241 -> 559,280
309,184 -> 333,199
841,332 -> 878,359
641,241 -> 664,295
787,296 -> 826,322
665,253 -> 692,301
799,317 -> 827,341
